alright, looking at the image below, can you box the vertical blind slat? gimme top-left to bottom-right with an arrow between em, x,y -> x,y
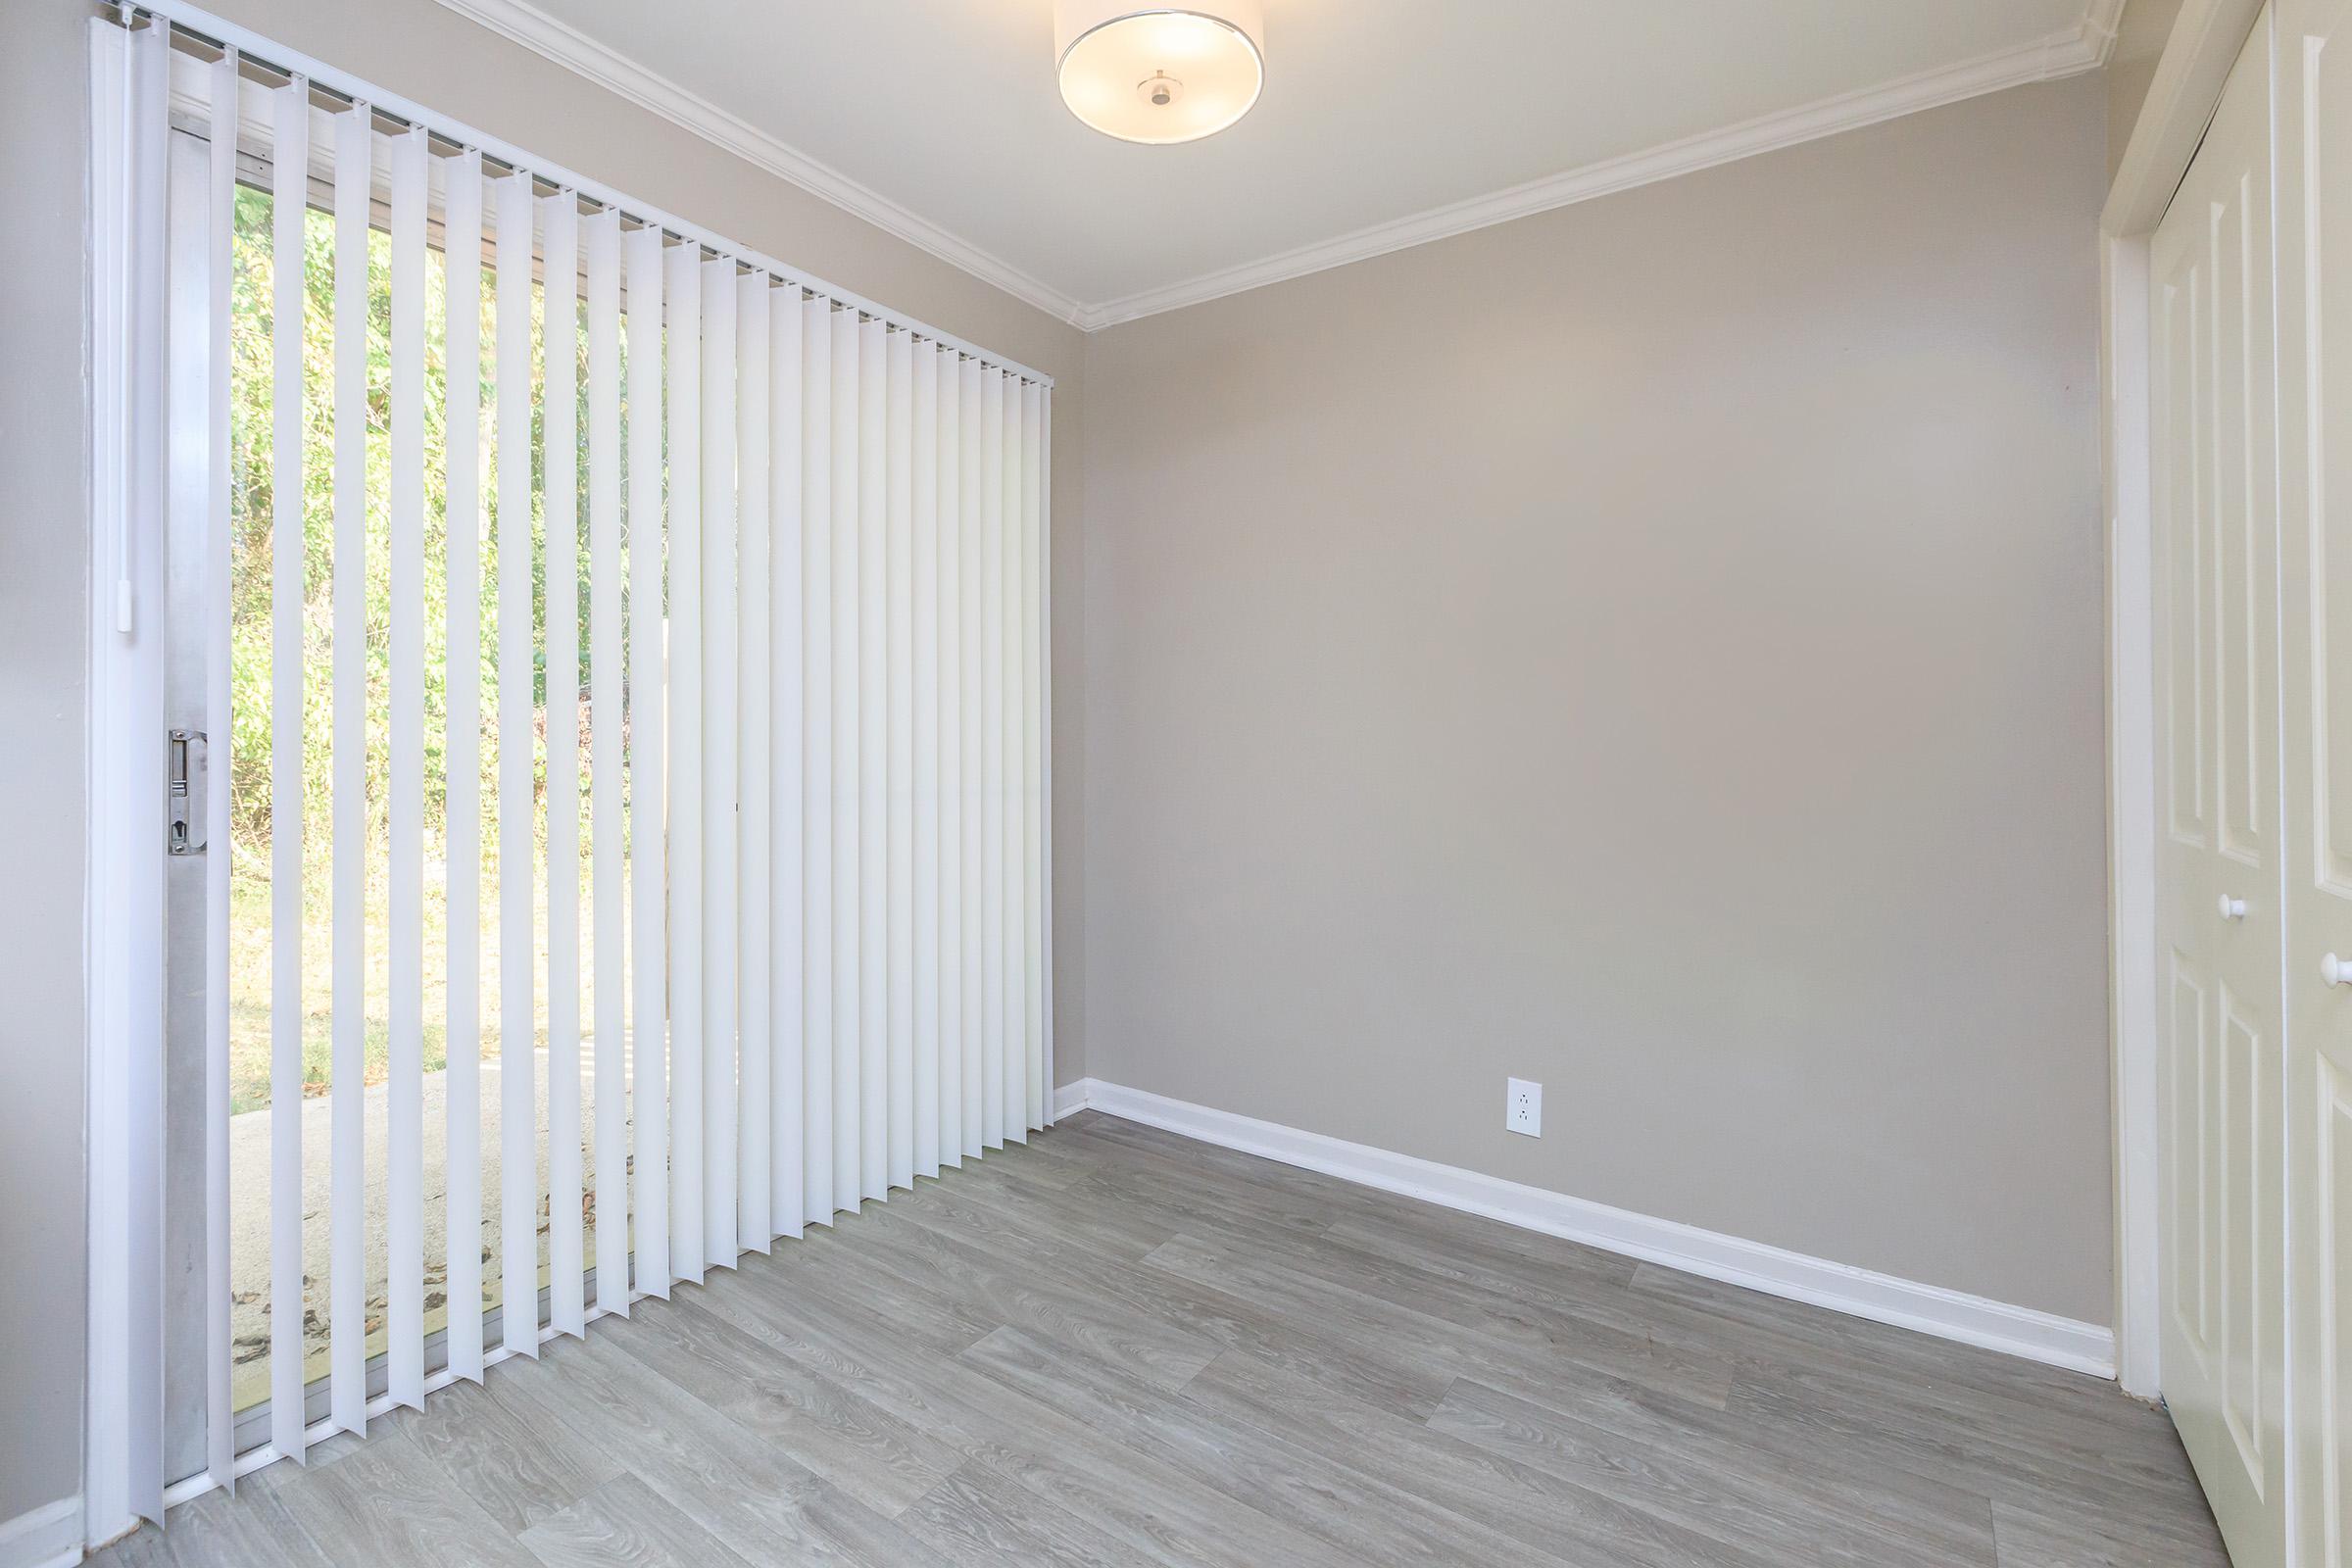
702,259 -> 740,1271
104,24 -> 169,1521
586,210 -> 628,1318
912,346 -> 941,1183
204,47 -> 238,1492
959,359 -> 986,1159
1003,379 -> 1029,1140
859,318 -> 889,1201
771,292 -> 807,1239
937,349 -> 964,1169
739,274 -> 774,1255
442,148 -> 486,1384
666,242 -> 707,1285
495,172 -> 540,1361
624,225 -> 670,1297
327,103 -> 371,1434
545,193 -> 585,1340
803,299 -> 836,1226
979,369 -> 1005,1152
830,306 -> 860,1213
887,328 -> 916,1194
386,124 -> 428,1407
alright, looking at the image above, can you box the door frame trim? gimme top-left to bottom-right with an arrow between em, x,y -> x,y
2100,0 -> 2267,1400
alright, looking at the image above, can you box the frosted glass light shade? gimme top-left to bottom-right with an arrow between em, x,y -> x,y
1054,1 -> 1265,145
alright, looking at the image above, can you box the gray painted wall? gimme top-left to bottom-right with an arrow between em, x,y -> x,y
1,0 -> 98,1530
1080,75 -> 2114,1324
3,0 -> 1085,1529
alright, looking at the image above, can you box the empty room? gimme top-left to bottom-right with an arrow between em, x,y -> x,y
6,0 -> 2347,1563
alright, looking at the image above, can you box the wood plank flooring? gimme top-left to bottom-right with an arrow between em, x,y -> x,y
92,1109 -> 2229,1567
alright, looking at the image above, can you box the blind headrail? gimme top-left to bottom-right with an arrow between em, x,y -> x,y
115,0 -> 1058,388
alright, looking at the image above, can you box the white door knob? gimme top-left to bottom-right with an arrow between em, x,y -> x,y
2218,895 -> 2248,921
2325,953 -> 2352,987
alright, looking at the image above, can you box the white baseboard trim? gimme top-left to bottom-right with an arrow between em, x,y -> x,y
1060,1078 -> 2116,1379
1052,1078 -> 1091,1122
0,1497 -> 82,1568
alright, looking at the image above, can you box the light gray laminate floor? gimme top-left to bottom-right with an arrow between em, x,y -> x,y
92,1109 -> 2228,1567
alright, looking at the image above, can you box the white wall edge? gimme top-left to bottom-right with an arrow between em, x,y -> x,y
428,0 -> 1091,327
1059,1078 -> 2118,1379
1052,1078 -> 1091,1122
2102,228 -> 2163,1399
0,1497 -> 83,1568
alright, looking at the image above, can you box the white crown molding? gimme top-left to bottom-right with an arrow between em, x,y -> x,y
2082,0 -> 2132,65
1077,4 -> 2122,328
435,0 -> 2121,333
1058,1078 -> 2117,1377
430,0 -> 1092,327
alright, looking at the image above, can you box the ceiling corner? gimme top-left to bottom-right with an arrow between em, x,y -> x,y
2083,0 -> 2132,65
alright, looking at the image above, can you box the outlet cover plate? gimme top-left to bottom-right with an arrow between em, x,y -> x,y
1506,1077 -> 1542,1137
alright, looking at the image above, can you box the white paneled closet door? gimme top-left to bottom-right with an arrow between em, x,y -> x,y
2150,13 -> 2290,1566
2277,0 -> 2352,1559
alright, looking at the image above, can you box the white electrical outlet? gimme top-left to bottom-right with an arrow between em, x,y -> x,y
1506,1078 -> 1542,1137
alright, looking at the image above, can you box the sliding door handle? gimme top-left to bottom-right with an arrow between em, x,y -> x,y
168,727 -> 206,857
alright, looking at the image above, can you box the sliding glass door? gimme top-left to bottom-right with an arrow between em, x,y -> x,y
96,10 -> 1054,1523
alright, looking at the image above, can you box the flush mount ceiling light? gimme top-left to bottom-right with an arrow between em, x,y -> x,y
1054,1 -> 1265,145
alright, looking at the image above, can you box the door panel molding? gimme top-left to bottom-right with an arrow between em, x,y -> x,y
2149,13 -> 2291,1564
2275,0 -> 2352,1559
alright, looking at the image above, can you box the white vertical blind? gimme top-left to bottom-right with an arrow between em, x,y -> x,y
913,345 -> 941,1183
386,122 -> 428,1410
859,318 -> 888,1201
101,19 -> 1052,1516
958,358 -> 985,1160
979,368 -> 1005,1152
738,272 -> 774,1256
443,147 -> 488,1385
625,224 -> 670,1298
495,171 -> 539,1363
202,45 -> 238,1498
270,70 -> 310,1457
587,210 -> 628,1319
668,241 -> 706,1288
1001,366 -> 1029,1142
887,326 -> 915,1194
545,193 -> 585,1341
805,296 -> 836,1228
86,19 -> 169,1533
770,292 -> 807,1243
938,349 -> 965,1169
831,306 -> 859,1211
703,257 -> 740,1272
443,147 -> 487,1387
326,101 -> 369,1436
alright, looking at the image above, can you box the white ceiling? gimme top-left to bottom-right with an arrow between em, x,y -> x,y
442,0 -> 2121,326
